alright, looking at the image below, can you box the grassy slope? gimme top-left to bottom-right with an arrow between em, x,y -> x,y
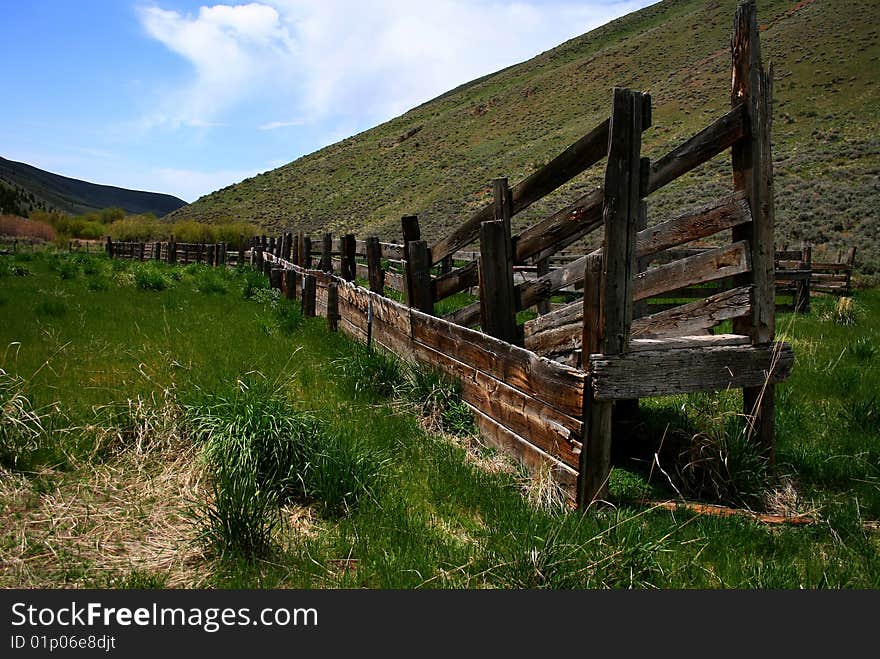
0,156 -> 187,217
0,252 -> 877,588
166,0 -> 880,273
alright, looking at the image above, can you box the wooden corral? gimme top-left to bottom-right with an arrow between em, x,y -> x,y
107,1 -> 796,510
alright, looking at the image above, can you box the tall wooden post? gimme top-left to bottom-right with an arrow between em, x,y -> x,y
321,232 -> 333,272
401,215 -> 422,306
302,274 -> 317,317
366,236 -> 385,294
795,243 -> 811,313
478,178 -> 519,345
731,0 -> 776,462
341,234 -> 357,282
844,246 -> 856,296
302,236 -> 313,269
169,235 -> 176,264
476,180 -> 515,342
281,232 -> 291,262
407,240 -> 434,315
106,236 -> 113,258
579,88 -> 646,509
327,282 -> 339,332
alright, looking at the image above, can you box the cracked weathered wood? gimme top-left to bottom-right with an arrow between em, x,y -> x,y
588,341 -> 793,400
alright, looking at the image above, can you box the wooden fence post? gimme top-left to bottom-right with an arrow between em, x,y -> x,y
154,241 -> 161,260
270,267 -> 283,290
342,234 -> 357,282
281,232 -> 291,261
578,87 -> 646,509
138,242 -> 145,261
478,178 -> 519,345
303,235 -> 313,269
366,236 -> 385,294
327,282 -> 339,332
401,215 -> 422,306
169,235 -> 176,264
407,240 -> 434,315
321,232 -> 333,272
845,246 -> 856,296
302,274 -> 316,317
731,0 -> 776,463
282,269 -> 296,300
795,243 -> 811,313
106,236 -> 113,258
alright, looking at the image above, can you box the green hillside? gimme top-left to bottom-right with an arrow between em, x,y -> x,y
0,156 -> 187,217
166,0 -> 880,273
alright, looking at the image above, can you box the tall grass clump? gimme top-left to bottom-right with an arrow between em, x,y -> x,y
186,379 -> 387,558
0,369 -> 46,470
332,343 -> 402,399
133,263 -> 172,291
394,364 -> 475,435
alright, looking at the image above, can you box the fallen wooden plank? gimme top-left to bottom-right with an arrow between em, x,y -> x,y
588,342 -> 793,400
639,500 -> 815,525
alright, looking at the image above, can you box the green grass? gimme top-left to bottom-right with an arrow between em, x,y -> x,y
1,251 -> 878,589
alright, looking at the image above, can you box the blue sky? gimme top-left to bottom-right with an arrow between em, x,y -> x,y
0,1 -> 655,203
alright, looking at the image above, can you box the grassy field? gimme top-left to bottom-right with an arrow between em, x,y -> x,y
0,251 -> 877,588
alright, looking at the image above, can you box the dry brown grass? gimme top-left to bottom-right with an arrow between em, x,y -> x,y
0,442 -> 211,588
0,215 -> 55,242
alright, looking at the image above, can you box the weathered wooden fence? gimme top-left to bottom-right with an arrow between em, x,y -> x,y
107,1 -> 797,509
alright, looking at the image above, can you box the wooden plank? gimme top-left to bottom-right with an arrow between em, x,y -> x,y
433,260 -> 479,301
634,241 -> 751,301
517,188 -> 604,264
632,286 -> 752,338
410,308 -> 585,419
638,191 -> 751,257
407,339 -> 582,468
380,242 -> 405,261
337,283 -> 412,336
646,104 -> 747,194
588,342 -> 793,400
430,118 -> 610,263
629,333 -> 750,351
468,405 -> 578,498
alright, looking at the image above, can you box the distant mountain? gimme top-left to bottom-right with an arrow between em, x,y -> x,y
165,0 -> 880,273
0,156 -> 187,217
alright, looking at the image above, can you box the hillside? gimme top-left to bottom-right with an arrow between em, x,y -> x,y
166,0 -> 880,273
0,156 -> 187,217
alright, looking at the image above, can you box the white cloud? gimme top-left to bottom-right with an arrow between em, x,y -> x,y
259,118 -> 306,130
137,2 -> 296,129
139,1 -> 654,132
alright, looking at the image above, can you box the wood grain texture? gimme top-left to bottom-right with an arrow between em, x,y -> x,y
588,342 -> 793,400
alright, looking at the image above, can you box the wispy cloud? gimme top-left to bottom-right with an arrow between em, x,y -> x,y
259,118 -> 306,130
138,1 -> 653,133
